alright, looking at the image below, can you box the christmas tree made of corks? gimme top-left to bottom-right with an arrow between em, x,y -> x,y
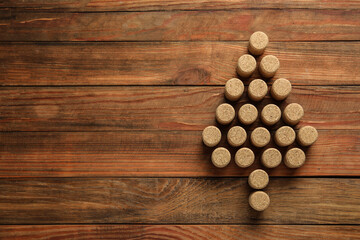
202,32 -> 318,211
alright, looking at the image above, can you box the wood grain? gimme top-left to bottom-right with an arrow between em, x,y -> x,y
1,225 -> 359,240
0,178 -> 359,224
1,10 -> 359,41
1,42 -> 359,86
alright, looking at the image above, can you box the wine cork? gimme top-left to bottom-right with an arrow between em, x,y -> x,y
284,148 -> 306,168
236,54 -> 256,78
238,104 -> 258,125
275,126 -> 296,147
297,126 -> 318,146
259,55 -> 279,78
248,31 -> 269,56
261,104 -> 281,126
211,147 -> 231,168
283,103 -> 304,125
249,191 -> 270,211
225,78 -> 244,101
227,126 -> 247,147
235,147 -> 255,168
271,78 -> 292,100
248,79 -> 268,101
202,126 -> 221,147
216,103 -> 235,125
261,148 -> 282,168
248,169 -> 269,189
250,127 -> 270,148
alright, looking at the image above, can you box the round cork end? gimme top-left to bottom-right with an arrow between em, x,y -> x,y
238,104 -> 258,125
283,103 -> 304,126
261,104 -> 281,126
216,103 -> 235,125
202,126 -> 221,147
284,148 -> 306,168
259,55 -> 280,78
249,191 -> 270,211
248,169 -> 269,189
248,79 -> 268,101
225,78 -> 244,101
211,147 -> 231,168
235,147 -> 255,168
236,54 -> 256,78
275,126 -> 296,147
251,127 -> 270,148
248,31 -> 269,56
227,126 -> 247,147
261,148 -> 282,168
297,126 -> 318,146
271,78 -> 292,100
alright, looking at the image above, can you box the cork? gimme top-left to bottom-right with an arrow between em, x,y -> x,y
275,126 -> 296,147
261,148 -> 282,168
211,147 -> 231,168
216,103 -> 235,125
227,126 -> 247,147
249,191 -> 270,211
202,126 -> 221,147
284,147 -> 306,168
236,54 -> 256,78
225,78 -> 244,101
297,126 -> 318,146
248,31 -> 269,56
248,79 -> 268,101
250,127 -> 270,148
235,147 -> 255,168
238,104 -> 258,125
261,104 -> 281,126
248,169 -> 269,189
270,78 -> 292,100
259,55 -> 280,78
283,103 -> 304,126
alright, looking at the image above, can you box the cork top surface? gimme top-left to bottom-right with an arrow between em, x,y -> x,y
285,147 -> 306,168
237,54 -> 256,73
248,169 -> 269,189
211,147 -> 231,168
225,78 -> 244,101
238,104 -> 258,125
235,147 -> 255,168
283,103 -> 304,125
275,126 -> 296,147
249,31 -> 269,51
271,78 -> 292,100
249,191 -> 270,211
297,126 -> 318,146
227,126 -> 247,147
248,79 -> 268,101
261,104 -> 281,125
202,126 -> 221,147
216,103 -> 235,125
251,127 -> 271,147
261,148 -> 282,168
260,55 -> 280,76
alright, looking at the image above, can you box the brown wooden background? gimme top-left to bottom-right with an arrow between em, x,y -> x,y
0,1 -> 360,239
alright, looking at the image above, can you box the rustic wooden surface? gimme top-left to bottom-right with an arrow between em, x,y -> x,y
0,0 -> 359,239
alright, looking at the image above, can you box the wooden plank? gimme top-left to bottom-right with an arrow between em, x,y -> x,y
0,178 -> 359,224
1,42 -> 359,86
1,225 -> 359,240
1,10 -> 359,41
0,129 -> 358,177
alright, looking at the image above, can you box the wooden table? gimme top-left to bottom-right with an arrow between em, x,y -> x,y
0,1 -> 360,239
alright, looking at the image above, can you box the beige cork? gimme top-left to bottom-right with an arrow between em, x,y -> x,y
202,126 -> 221,147
248,169 -> 269,189
211,147 -> 231,168
248,31 -> 269,56
271,78 -> 292,100
225,78 -> 244,101
235,147 -> 255,168
261,104 -> 281,126
216,103 -> 235,125
251,127 -> 271,148
275,126 -> 296,147
283,103 -> 304,126
227,126 -> 247,147
261,148 -> 282,168
284,148 -> 306,168
248,79 -> 268,101
236,54 -> 256,78
249,191 -> 270,211
238,104 -> 258,125
259,55 -> 280,78
297,126 -> 318,146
